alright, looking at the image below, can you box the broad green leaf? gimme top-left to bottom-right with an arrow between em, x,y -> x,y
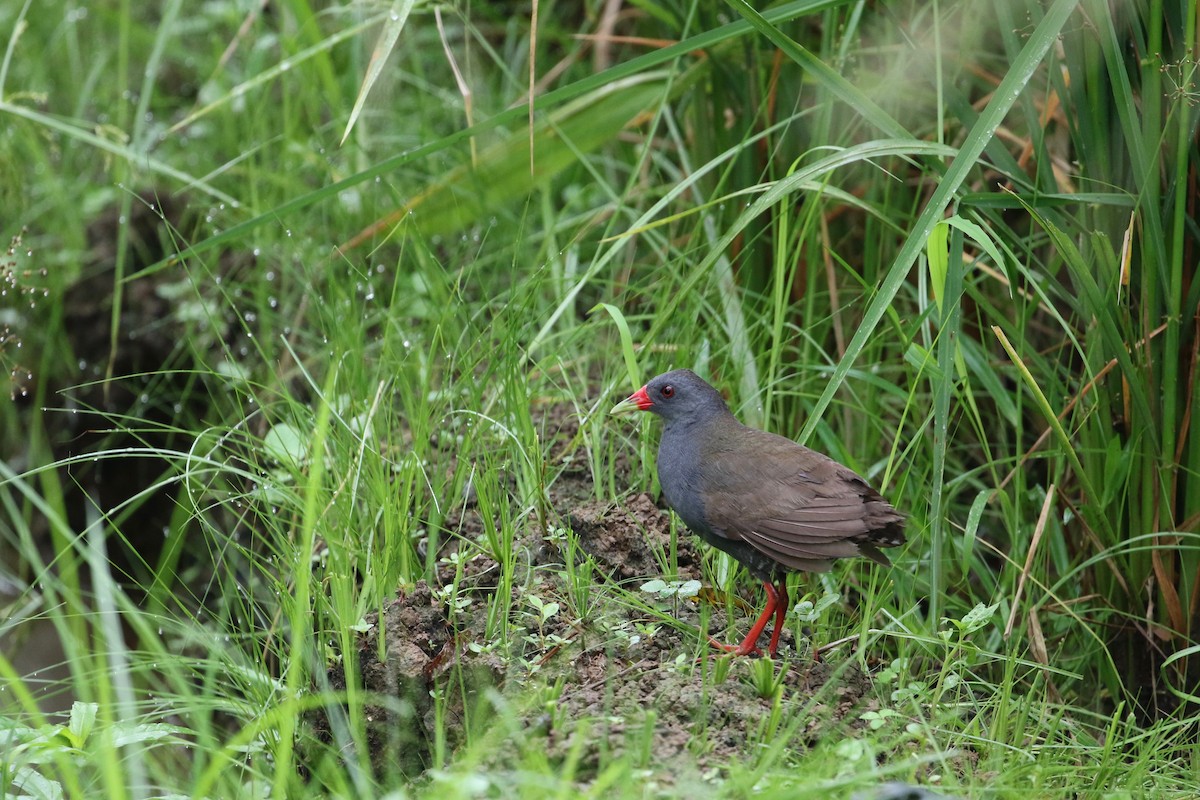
593,303 -> 641,387
67,702 -> 97,747
264,422 -> 309,469
343,69 -> 695,246
927,221 -> 950,314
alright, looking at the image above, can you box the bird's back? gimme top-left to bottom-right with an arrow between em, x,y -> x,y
684,420 -> 904,575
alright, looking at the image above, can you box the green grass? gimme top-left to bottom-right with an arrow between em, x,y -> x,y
2,0 -> 1200,797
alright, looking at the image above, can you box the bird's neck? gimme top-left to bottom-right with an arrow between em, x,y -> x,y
659,411 -> 737,468
662,407 -> 735,439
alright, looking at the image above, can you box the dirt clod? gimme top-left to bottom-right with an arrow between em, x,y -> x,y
570,493 -> 703,583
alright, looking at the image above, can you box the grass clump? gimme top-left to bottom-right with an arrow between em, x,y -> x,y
2,0 -> 1199,797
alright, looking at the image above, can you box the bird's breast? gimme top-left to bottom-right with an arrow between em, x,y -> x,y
656,428 -> 710,535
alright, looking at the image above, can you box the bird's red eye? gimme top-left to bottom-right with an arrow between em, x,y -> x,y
661,385 -> 674,398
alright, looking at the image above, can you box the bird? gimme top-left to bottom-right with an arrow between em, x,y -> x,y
610,368 -> 904,657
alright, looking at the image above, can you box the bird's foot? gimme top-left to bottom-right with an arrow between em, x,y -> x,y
707,635 -> 761,657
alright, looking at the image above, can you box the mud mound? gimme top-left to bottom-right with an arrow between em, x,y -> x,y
322,403 -> 886,783
547,652 -> 875,779
570,493 -> 703,583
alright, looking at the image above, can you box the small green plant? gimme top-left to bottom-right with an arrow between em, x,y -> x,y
741,656 -> 787,701
791,591 -> 840,623
0,702 -> 185,799
939,601 -> 999,643
615,619 -> 663,649
433,581 -> 474,615
860,707 -> 903,731
556,524 -> 598,620
928,601 -> 999,707
522,593 -> 568,655
639,578 -> 701,604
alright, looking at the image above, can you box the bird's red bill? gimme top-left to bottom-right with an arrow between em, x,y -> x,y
610,385 -> 655,415
625,386 -> 653,410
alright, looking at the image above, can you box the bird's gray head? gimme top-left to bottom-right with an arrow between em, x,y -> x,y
610,368 -> 731,423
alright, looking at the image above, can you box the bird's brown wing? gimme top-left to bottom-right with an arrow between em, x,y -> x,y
700,427 -> 904,573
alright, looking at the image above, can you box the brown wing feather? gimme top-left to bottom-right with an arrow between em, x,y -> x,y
699,425 -> 904,572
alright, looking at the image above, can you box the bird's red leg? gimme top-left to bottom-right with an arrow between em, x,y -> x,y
766,579 -> 789,656
709,581 -> 778,657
